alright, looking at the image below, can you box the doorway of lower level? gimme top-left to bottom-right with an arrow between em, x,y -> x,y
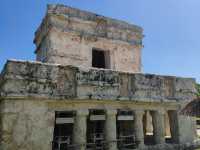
87,109 -> 105,150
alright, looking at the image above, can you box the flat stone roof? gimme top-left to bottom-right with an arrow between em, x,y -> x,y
34,4 -> 143,46
47,4 -> 143,31
0,60 -> 196,102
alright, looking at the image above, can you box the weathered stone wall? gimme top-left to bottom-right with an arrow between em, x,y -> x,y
0,60 -> 77,99
0,99 -> 197,150
177,115 -> 197,143
34,4 -> 143,73
0,100 -> 55,150
0,60 -> 197,150
0,60 -> 196,102
0,4 -> 198,150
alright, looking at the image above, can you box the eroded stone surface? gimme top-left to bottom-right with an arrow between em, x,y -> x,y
0,100 -> 54,150
34,4 -> 143,73
0,4 -> 198,150
0,60 -> 196,102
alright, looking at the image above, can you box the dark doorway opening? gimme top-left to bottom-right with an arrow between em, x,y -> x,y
87,110 -> 105,150
92,49 -> 110,69
53,111 -> 74,150
117,110 -> 136,149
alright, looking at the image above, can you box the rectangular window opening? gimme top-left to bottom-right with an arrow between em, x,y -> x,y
92,49 -> 110,69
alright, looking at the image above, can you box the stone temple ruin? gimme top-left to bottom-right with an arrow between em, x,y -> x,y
0,4 -> 198,150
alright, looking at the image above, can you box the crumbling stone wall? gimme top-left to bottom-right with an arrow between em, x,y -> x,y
0,100 -> 54,150
0,60 -> 197,150
0,4 -> 198,150
34,4 -> 143,73
0,99 -> 195,150
0,60 -> 196,102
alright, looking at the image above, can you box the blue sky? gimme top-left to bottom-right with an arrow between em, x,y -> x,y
0,0 -> 199,82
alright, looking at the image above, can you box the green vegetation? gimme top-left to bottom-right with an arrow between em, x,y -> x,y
196,83 -> 200,97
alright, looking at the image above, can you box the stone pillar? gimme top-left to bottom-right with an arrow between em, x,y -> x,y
46,110 -> 56,150
73,109 -> 89,150
151,110 -> 165,144
165,112 -> 171,137
168,110 -> 179,143
105,109 -> 118,150
146,111 -> 153,134
134,110 -> 145,148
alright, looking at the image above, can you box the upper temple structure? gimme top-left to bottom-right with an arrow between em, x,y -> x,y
34,4 -> 143,73
0,4 -> 198,150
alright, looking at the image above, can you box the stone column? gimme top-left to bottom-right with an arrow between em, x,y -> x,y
105,109 -> 118,150
73,109 -> 89,150
165,112 -> 171,137
46,110 -> 56,150
168,110 -> 179,143
134,110 -> 145,148
151,110 -> 165,144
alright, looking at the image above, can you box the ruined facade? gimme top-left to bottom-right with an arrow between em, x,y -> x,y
34,4 -> 142,73
0,4 -> 197,150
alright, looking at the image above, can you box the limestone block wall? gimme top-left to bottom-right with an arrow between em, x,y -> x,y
34,4 -> 143,73
177,115 -> 197,143
0,60 -> 198,150
0,60 -> 196,102
0,100 -> 55,150
0,99 -> 197,150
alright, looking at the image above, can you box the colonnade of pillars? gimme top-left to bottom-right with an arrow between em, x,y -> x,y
70,109 -> 177,150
